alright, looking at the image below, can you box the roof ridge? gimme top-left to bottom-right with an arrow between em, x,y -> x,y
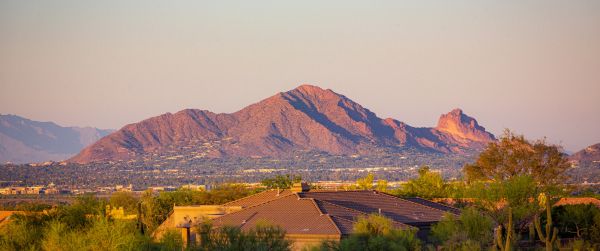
213,193 -> 297,221
316,199 -> 413,229
317,199 -> 368,216
300,196 -> 342,235
305,190 -> 363,193
222,189 -> 289,207
329,215 -> 357,224
409,196 -> 462,213
376,191 -> 460,215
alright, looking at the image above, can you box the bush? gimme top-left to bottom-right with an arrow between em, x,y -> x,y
553,204 -> 600,243
195,221 -> 291,251
430,207 -> 494,250
158,229 -> 183,251
0,212 -> 50,251
313,214 -> 421,251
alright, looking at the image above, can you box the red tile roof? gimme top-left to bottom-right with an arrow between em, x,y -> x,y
213,193 -> 341,235
223,189 -> 294,208
299,190 -> 457,226
403,197 -> 461,215
212,189 -> 456,236
554,197 -> 600,208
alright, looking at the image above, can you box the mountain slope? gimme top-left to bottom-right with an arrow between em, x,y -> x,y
70,85 -> 495,164
0,114 -> 113,164
570,143 -> 600,167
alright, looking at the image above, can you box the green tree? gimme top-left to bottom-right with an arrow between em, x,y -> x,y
398,166 -> 450,199
109,191 -> 139,214
140,184 -> 258,232
356,173 -> 374,190
261,175 -> 301,190
466,175 -> 541,251
463,131 -> 571,251
464,130 -> 570,187
554,204 -> 600,241
376,180 -> 388,192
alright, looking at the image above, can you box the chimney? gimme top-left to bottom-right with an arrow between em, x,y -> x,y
291,182 -> 310,193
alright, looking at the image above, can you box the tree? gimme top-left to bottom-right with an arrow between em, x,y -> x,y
464,131 -> 571,250
261,175 -> 301,190
464,130 -> 570,186
109,191 -> 139,214
554,204 -> 600,241
356,173 -> 374,190
398,166 -> 450,199
139,184 -> 258,232
466,175 -> 541,251
376,179 -> 388,192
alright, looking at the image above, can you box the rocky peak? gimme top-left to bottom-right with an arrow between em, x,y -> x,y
68,86 -> 497,164
435,108 -> 494,143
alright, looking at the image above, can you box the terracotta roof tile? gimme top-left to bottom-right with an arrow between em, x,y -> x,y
328,216 -> 357,235
212,190 -> 453,237
299,190 -> 452,226
402,197 -> 461,215
223,189 -> 294,208
554,197 -> 600,208
213,194 -> 341,235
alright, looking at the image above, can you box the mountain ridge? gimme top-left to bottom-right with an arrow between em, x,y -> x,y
0,114 -> 114,164
570,143 -> 600,167
70,85 -> 496,164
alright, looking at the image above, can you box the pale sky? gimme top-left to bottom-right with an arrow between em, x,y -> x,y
1,1 -> 599,152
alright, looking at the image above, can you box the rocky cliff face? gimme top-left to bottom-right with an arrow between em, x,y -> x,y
70,85 -> 496,164
435,108 -> 496,145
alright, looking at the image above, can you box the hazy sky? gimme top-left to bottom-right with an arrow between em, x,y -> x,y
1,1 -> 599,152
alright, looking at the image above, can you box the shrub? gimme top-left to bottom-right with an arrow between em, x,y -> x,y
430,207 -> 494,250
313,214 -> 421,251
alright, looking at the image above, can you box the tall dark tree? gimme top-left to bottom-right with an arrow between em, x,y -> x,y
464,130 -> 570,186
261,175 -> 301,190
464,130 -> 571,251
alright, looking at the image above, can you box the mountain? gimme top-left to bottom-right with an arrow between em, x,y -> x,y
70,85 -> 495,164
0,114 -> 113,164
570,143 -> 600,168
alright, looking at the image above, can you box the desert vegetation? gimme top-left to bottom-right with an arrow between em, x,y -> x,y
2,132 -> 600,250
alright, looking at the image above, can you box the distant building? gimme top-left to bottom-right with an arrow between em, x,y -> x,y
180,184 -> 207,191
554,197 -> 600,209
153,184 -> 458,251
115,184 -> 133,192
